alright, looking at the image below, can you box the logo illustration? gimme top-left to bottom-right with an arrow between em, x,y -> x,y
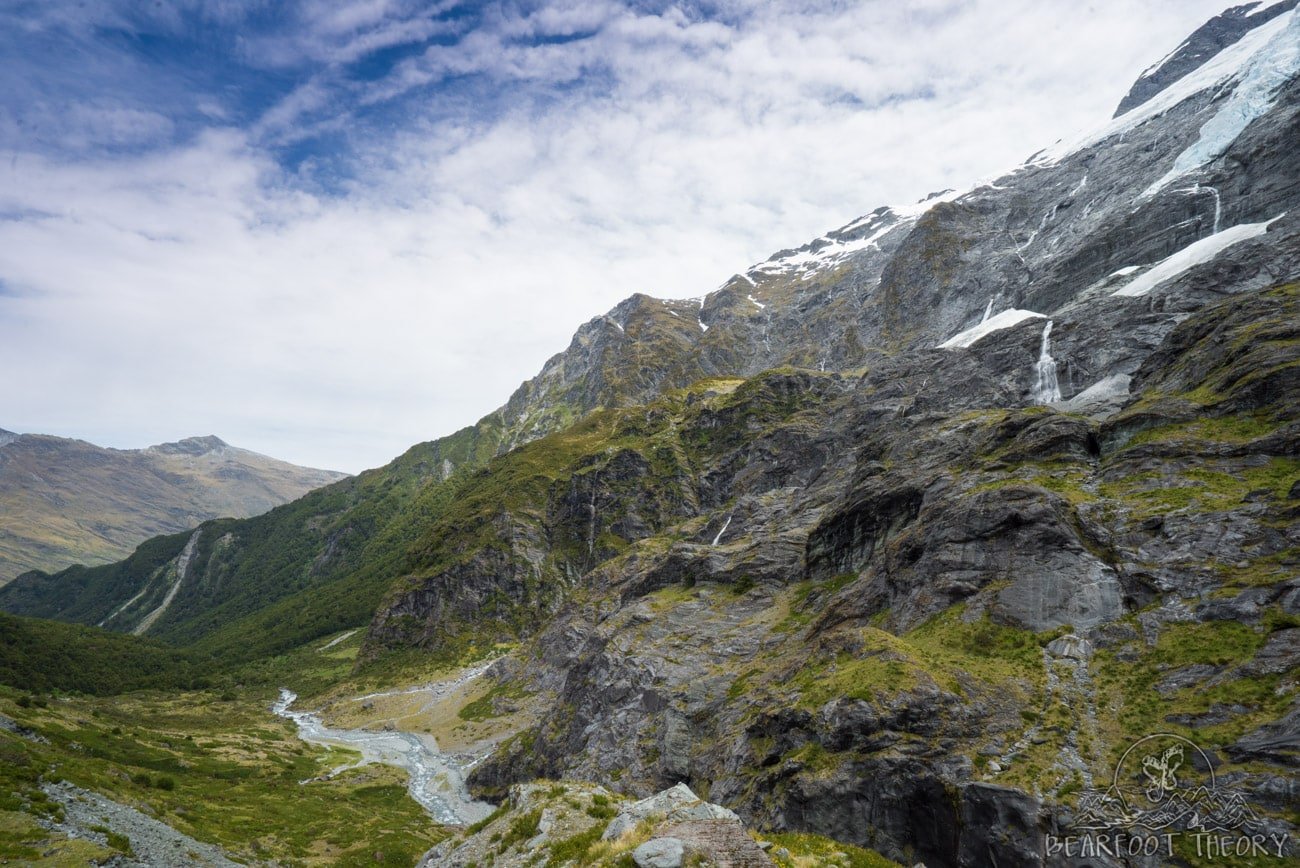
1075,733 -> 1259,833
1048,733 -> 1290,861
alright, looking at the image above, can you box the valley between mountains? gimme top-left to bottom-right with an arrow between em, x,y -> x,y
2,3 -> 1300,866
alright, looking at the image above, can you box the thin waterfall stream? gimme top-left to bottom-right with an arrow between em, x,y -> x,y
1033,320 -> 1062,403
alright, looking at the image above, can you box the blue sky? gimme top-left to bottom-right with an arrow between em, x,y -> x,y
0,0 -> 1232,472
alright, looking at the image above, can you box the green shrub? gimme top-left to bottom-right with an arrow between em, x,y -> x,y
501,809 -> 542,848
105,831 -> 133,855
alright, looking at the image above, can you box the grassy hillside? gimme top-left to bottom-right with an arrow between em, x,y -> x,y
0,612 -> 209,695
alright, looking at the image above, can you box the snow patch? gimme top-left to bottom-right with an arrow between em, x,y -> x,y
752,215 -> 910,276
938,309 -> 1046,349
890,188 -> 963,218
1137,40 -> 1189,81
838,211 -> 889,233
1112,214 -> 1284,297
747,294 -> 766,310
1111,265 -> 1142,277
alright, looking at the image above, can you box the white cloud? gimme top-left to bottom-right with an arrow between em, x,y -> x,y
0,0 -> 1234,472
238,0 -> 466,68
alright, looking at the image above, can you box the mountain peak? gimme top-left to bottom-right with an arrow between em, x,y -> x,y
149,435 -> 230,456
1114,0 -> 1298,117
0,429 -> 18,448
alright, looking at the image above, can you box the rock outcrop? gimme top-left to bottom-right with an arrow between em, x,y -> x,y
418,781 -> 773,867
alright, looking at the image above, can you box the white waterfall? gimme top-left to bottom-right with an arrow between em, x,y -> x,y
981,298 -> 995,323
1033,320 -> 1062,404
711,514 -> 733,546
1189,183 -> 1222,233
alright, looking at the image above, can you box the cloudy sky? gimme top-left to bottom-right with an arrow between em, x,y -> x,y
0,0 -> 1231,473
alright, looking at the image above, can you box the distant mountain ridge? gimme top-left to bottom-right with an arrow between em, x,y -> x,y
0,430 -> 347,585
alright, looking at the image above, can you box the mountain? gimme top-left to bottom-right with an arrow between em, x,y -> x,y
1114,0 -> 1298,115
0,431 -> 346,585
2,5 -> 1299,864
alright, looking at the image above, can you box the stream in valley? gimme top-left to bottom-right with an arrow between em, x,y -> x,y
272,680 -> 496,825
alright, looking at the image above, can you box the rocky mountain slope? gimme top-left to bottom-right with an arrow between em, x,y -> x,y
451,283 -> 1299,865
383,6 -> 1300,864
13,0 -> 1299,664
3,5 -> 1299,864
0,431 -> 345,585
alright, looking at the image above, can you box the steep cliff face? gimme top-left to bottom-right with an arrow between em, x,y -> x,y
463,282 -> 1299,866
452,32 -> 1300,485
378,2 -> 1300,673
362,3 -> 1300,656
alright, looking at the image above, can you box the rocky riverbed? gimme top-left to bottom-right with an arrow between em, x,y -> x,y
272,669 -> 497,826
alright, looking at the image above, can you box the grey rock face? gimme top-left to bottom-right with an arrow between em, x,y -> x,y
1240,628 -> 1300,676
1228,702 -> 1300,767
603,782 -> 740,841
462,280 -> 1300,866
632,837 -> 684,868
1044,634 -> 1093,661
957,783 -> 1050,868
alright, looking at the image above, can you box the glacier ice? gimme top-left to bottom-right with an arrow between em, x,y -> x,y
1145,9 -> 1300,195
